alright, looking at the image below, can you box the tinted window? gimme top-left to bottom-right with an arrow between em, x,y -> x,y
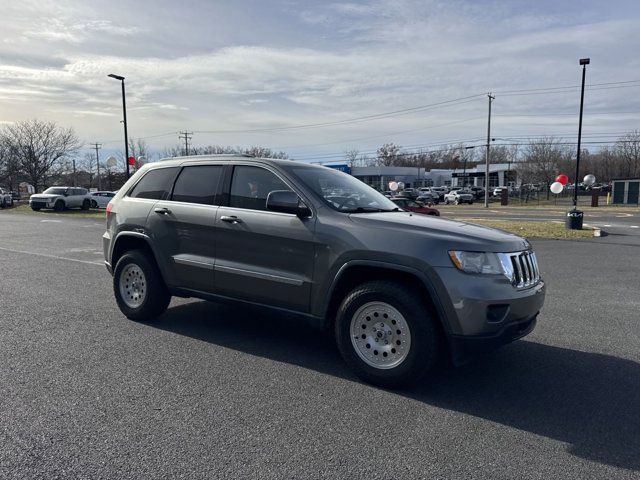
172,165 -> 223,205
230,166 -> 290,211
129,167 -> 179,200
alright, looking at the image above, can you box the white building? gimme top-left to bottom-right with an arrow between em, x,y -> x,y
451,163 -> 518,189
350,166 -> 453,191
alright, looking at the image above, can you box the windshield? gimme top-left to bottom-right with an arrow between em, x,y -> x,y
43,187 -> 67,195
288,166 -> 399,213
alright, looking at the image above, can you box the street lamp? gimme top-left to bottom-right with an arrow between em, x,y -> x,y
568,58 -> 590,230
108,73 -> 130,178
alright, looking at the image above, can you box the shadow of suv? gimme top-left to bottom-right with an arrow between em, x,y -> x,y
103,155 -> 545,388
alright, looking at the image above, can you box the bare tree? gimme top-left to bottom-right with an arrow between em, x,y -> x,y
376,143 -> 402,166
517,137 -> 572,198
0,139 -> 21,192
615,130 -> 640,178
1,119 -> 81,192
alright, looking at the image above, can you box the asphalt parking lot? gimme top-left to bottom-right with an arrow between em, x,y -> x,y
1,212 -> 638,479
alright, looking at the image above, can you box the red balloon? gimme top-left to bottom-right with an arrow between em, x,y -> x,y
127,156 -> 136,166
555,174 -> 568,185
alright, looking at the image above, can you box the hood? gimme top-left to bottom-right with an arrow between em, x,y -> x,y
30,194 -> 57,200
349,211 -> 530,253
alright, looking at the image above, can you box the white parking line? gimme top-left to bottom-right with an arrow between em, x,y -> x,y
631,226 -> 639,229
40,219 -> 62,223
0,246 -> 104,266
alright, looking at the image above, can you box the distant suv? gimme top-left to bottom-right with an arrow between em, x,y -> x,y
103,156 -> 545,387
0,188 -> 13,208
30,187 -> 91,211
444,189 -> 474,205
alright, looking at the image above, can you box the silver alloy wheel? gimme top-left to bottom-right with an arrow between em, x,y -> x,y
350,301 -> 412,369
119,263 -> 147,309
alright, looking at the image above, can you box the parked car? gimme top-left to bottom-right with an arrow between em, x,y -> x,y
397,188 -> 418,200
468,186 -> 486,199
89,191 -> 117,209
0,188 -> 14,208
29,187 -> 92,211
430,186 -> 449,200
104,156 -> 544,388
391,197 -> 440,216
416,193 -> 439,205
444,189 -> 474,204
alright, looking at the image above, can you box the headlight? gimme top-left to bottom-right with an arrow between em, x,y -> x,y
448,251 -> 510,276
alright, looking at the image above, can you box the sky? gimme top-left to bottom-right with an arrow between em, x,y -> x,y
1,0 -> 640,163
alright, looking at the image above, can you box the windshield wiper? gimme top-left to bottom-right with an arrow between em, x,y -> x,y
346,207 -> 400,213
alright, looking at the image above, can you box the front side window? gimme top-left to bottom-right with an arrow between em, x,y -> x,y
288,165 -> 398,213
229,166 -> 290,211
129,167 -> 179,200
43,187 -> 67,195
171,165 -> 223,205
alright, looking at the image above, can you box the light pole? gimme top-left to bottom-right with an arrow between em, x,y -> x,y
108,74 -> 130,178
568,58 -> 590,229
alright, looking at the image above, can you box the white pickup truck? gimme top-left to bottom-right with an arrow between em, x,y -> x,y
0,188 -> 13,208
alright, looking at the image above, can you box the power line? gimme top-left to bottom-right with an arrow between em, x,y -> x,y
193,95 -> 486,134
179,131 -> 193,156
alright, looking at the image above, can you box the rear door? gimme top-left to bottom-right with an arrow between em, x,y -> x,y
146,164 -> 224,293
213,164 -> 316,312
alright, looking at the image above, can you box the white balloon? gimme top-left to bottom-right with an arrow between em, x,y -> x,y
550,181 -> 564,194
137,156 -> 147,165
389,181 -> 398,191
106,156 -> 117,168
397,182 -> 405,190
583,174 -> 596,186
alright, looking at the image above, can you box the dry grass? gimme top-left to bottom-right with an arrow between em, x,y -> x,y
460,218 -> 595,239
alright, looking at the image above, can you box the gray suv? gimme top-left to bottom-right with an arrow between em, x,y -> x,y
103,156 -> 545,387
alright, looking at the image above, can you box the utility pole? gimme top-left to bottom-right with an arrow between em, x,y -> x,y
484,94 -> 495,208
72,158 -> 77,186
179,131 -> 193,156
91,143 -> 102,190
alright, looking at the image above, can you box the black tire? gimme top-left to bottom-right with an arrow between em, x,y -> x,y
469,200 -> 474,205
31,207 -> 41,211
454,199 -> 459,205
444,199 -> 450,205
81,198 -> 91,210
90,199 -> 98,209
334,280 -> 441,389
54,200 -> 65,212
113,249 -> 170,321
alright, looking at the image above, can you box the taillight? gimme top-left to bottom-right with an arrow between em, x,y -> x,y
106,202 -> 113,219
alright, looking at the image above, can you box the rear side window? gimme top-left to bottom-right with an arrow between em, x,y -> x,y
171,165 -> 223,205
129,167 -> 179,200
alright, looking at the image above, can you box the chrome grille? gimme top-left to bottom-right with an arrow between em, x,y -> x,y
509,251 -> 540,289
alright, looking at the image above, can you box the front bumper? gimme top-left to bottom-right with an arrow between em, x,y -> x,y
449,313 -> 538,365
431,266 -> 545,364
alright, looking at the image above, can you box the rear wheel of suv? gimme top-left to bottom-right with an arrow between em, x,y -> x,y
113,249 -> 170,322
335,280 -> 440,388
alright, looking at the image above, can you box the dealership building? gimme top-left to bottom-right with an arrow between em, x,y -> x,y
322,163 -> 517,191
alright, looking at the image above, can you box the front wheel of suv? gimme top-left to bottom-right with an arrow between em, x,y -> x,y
335,280 -> 441,388
113,249 -> 171,322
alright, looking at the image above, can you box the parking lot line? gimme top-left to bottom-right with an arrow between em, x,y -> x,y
0,246 -> 104,266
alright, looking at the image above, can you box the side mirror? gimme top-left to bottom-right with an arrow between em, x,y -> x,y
266,190 -> 311,217
63,190 -> 69,196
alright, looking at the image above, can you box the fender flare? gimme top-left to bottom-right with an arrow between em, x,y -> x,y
321,259 -> 454,335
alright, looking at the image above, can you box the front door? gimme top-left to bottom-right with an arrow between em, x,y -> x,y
146,164 -> 224,293
214,164 -> 316,312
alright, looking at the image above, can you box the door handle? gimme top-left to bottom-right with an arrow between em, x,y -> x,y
220,215 -> 242,224
154,207 -> 171,215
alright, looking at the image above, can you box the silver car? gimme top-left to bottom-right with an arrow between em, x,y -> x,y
89,191 -> 116,209
103,156 -> 545,388
29,187 -> 92,211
